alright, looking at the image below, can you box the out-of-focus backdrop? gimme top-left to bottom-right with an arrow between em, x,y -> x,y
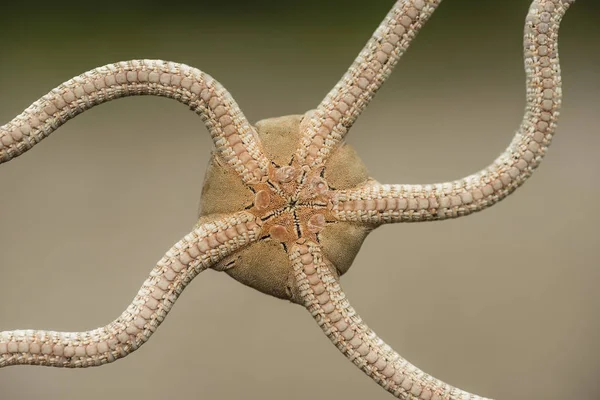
1,1 -> 599,399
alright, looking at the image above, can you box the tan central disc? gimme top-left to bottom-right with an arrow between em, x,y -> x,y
196,113 -> 371,302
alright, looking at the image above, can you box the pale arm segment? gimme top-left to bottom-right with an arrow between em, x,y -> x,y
0,60 -> 269,184
296,0 -> 442,167
0,212 -> 261,368
333,0 -> 574,224
291,241 -> 492,400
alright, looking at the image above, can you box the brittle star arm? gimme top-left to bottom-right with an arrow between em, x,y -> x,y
331,0 -> 573,224
0,60 -> 269,184
0,212 -> 261,367
296,0 -> 442,167
291,241 -> 491,400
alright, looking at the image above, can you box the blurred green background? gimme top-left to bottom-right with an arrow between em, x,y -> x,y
1,1 -> 599,399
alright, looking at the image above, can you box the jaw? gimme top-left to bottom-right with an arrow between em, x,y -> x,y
196,113 -> 373,303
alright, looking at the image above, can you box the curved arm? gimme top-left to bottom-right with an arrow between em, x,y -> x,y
0,212 -> 262,368
291,240 -> 492,400
0,60 -> 269,185
296,0 -> 442,167
332,0 -> 574,225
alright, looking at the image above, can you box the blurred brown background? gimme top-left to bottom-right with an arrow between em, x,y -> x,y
1,1 -> 599,399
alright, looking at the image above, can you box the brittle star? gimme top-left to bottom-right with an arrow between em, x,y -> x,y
0,0 -> 575,399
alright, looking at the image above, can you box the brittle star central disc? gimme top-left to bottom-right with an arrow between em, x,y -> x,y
0,1 -> 575,398
197,114 -> 372,301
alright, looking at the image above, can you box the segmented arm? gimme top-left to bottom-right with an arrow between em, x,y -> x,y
0,212 -> 261,367
333,0 -> 573,225
296,0 -> 442,167
0,60 -> 269,184
291,241 -> 491,400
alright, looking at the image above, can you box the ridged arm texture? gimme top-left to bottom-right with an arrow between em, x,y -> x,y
291,241 -> 492,400
0,212 -> 261,367
296,0 -> 441,167
0,60 -> 269,185
290,0 -> 573,399
332,0 -> 574,225
0,0 -> 575,398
